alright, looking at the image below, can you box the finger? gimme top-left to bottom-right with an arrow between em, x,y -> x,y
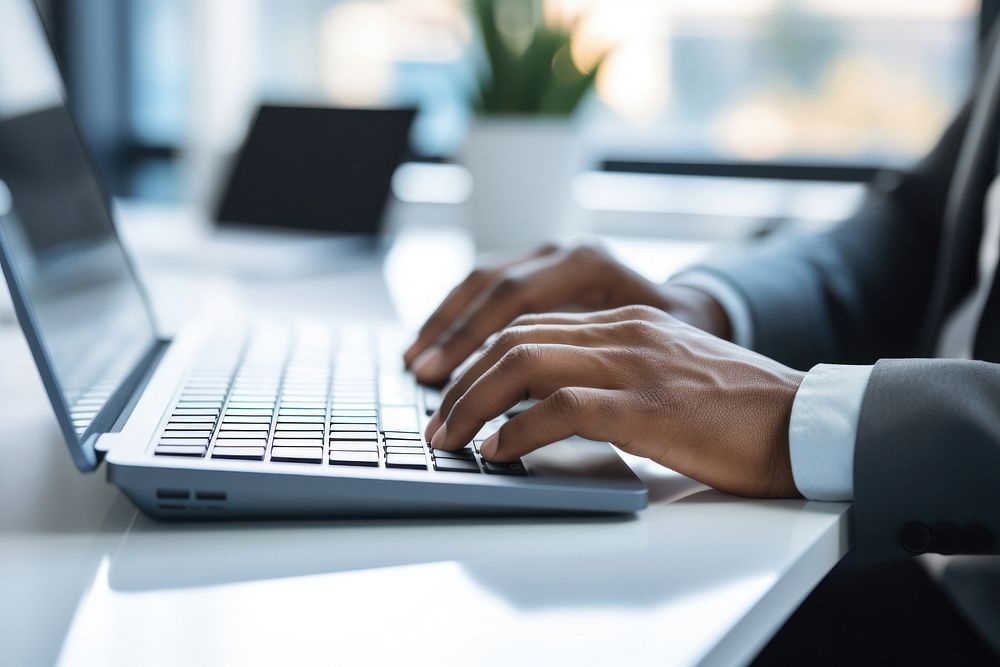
403,245 -> 558,367
425,323 -> 613,439
509,304 -> 669,329
411,254 -> 594,384
430,345 -> 612,451
478,387 -> 621,461
403,269 -> 494,367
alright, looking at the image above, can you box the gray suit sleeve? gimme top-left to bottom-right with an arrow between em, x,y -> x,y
692,104 -> 970,370
854,359 -> 1000,560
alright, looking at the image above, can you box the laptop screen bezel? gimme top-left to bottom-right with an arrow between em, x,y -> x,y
0,0 -> 165,472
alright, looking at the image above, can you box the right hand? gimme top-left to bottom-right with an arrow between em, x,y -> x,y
403,242 -> 733,385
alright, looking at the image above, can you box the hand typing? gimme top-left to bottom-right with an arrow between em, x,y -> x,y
425,306 -> 804,498
404,242 -> 731,385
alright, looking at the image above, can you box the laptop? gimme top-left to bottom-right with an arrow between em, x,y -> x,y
0,0 -> 647,520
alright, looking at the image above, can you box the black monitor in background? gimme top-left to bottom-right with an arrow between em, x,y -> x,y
215,105 -> 416,234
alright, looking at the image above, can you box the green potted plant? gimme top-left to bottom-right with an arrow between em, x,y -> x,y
462,0 -> 602,251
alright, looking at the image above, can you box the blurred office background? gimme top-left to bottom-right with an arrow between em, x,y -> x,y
31,0 -> 986,237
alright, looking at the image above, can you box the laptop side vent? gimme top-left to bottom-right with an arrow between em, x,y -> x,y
155,489 -> 227,512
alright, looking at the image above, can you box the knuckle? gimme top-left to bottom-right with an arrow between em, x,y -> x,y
623,304 -> 662,320
623,317 -> 660,338
491,327 -> 525,353
498,343 -> 541,371
510,313 -> 542,328
491,275 -> 524,299
550,387 -> 585,419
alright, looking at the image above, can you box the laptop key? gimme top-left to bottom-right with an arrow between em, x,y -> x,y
166,422 -> 216,430
217,430 -> 268,439
222,416 -> 272,424
271,423 -> 325,431
385,446 -> 426,455
330,423 -> 377,432
380,406 -> 419,433
276,416 -> 327,424
329,431 -> 378,441
330,403 -> 377,411
212,447 -> 265,461
480,460 -> 527,476
213,438 -> 267,448
382,431 -> 421,441
156,445 -> 207,457
273,439 -> 326,447
329,451 -> 380,467
330,409 -> 377,417
162,430 -> 213,439
273,431 -> 322,440
159,437 -> 210,446
213,423 -> 268,431
180,394 -> 226,403
385,453 -> 428,469
330,441 -> 379,452
271,447 -> 323,464
431,448 -> 475,460
172,408 -> 220,417
433,458 -> 480,473
327,416 -> 376,424
169,415 -> 220,424
225,408 -> 274,416
378,374 -> 416,405
384,439 -> 424,449
279,408 -> 326,416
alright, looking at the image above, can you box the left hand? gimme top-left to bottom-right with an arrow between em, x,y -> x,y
424,305 -> 806,498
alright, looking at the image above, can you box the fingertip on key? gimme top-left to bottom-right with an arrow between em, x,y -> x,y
479,432 -> 499,460
424,413 -> 441,441
430,423 -> 448,449
412,347 -> 446,383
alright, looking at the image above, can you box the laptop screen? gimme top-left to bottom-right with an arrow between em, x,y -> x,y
0,0 -> 158,467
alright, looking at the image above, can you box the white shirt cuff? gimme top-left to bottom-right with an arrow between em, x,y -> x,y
668,270 -> 754,348
789,364 -> 874,501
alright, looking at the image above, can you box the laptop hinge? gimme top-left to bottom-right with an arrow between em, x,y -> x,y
90,337 -> 172,460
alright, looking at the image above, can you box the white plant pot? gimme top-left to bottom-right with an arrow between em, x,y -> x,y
460,117 -> 583,253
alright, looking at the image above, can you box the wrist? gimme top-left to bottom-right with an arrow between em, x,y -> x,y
661,285 -> 733,341
763,368 -> 807,498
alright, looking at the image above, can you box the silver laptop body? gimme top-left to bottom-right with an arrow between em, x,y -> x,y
0,0 -> 647,520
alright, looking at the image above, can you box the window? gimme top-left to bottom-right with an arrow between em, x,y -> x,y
49,0 -> 984,197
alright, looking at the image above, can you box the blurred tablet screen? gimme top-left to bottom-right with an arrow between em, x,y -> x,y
216,105 -> 415,234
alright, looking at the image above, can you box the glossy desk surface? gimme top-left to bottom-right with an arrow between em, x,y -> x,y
0,203 -> 850,667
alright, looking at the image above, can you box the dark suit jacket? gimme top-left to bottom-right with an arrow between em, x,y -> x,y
696,26 -> 1000,561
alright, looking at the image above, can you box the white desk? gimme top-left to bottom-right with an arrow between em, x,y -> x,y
0,203 -> 850,667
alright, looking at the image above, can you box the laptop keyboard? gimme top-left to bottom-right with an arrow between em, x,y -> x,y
154,326 -> 526,476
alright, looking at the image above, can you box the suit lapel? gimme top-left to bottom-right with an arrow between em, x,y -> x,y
921,20 -> 1000,355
